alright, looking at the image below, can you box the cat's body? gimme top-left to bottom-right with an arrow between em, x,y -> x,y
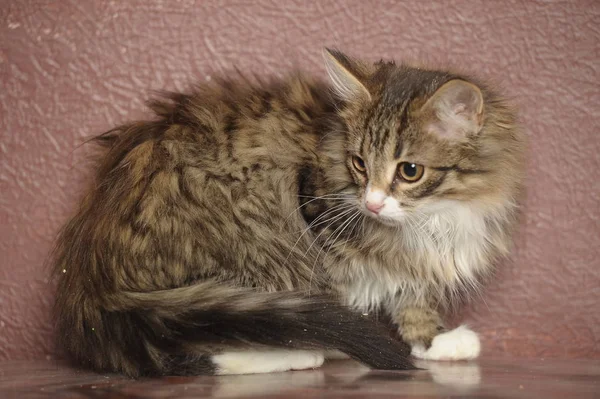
52,50 -> 524,377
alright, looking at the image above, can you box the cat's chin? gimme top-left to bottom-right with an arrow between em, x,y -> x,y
378,217 -> 403,227
364,212 -> 403,227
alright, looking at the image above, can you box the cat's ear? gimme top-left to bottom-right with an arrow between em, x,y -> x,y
323,48 -> 371,102
421,79 -> 484,140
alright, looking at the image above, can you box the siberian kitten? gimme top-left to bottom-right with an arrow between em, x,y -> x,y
52,49 -> 524,377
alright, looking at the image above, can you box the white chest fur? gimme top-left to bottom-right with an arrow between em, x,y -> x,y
342,200 -> 510,312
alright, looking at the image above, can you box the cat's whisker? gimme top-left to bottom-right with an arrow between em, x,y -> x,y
315,208 -> 359,265
304,207 -> 356,257
296,193 -> 353,199
337,210 -> 363,255
406,211 -> 437,243
312,210 -> 359,288
283,194 -> 353,225
282,203 -> 354,267
294,203 -> 355,234
306,207 -> 358,295
287,205 -> 354,272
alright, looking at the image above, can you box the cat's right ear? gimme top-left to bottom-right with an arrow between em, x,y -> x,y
420,79 -> 485,140
323,48 -> 372,102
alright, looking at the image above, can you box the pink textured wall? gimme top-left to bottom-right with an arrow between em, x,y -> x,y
1,1 -> 599,361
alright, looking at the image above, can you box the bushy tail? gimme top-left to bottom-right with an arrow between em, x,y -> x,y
59,282 -> 414,377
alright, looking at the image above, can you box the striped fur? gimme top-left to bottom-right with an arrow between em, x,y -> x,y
51,49 -> 524,376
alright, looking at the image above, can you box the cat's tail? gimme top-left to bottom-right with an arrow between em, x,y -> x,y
85,281 -> 414,376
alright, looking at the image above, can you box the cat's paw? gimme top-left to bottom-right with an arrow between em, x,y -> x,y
411,325 -> 480,361
292,351 -> 326,370
213,350 -> 325,375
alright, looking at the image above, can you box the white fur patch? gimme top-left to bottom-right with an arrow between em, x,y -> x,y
344,199 -> 512,313
403,201 -> 492,289
212,350 -> 324,375
411,325 -> 480,361
365,187 -> 386,204
379,196 -> 404,219
345,276 -> 389,311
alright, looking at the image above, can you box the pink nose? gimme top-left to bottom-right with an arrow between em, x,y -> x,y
366,201 -> 384,214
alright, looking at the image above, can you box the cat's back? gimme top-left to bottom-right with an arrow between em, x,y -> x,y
88,72 -> 337,225
56,73 -> 335,292
143,73 -> 333,169
96,73 -> 334,172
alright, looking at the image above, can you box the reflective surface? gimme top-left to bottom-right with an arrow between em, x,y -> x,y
1,357 -> 599,398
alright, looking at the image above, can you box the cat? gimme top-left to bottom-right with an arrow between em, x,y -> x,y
51,48 -> 525,377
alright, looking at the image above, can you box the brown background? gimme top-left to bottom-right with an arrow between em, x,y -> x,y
1,1 -> 599,361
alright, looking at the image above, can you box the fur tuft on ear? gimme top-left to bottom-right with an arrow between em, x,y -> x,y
421,79 -> 484,140
322,48 -> 371,102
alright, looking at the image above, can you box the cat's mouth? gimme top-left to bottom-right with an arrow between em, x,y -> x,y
361,206 -> 402,227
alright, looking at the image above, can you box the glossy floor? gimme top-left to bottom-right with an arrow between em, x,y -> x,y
1,357 -> 599,398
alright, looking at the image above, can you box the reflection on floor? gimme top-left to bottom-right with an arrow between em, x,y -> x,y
1,357 -> 599,398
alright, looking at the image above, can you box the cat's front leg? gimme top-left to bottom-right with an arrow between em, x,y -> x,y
395,305 -> 480,361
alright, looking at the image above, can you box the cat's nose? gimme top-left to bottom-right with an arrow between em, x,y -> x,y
365,188 -> 386,215
366,201 -> 384,214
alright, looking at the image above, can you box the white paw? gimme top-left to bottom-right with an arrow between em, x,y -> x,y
411,325 -> 480,361
214,350 -> 324,375
291,351 -> 325,370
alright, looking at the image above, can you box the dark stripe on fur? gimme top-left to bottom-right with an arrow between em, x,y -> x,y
63,285 -> 414,377
130,289 -> 415,375
413,172 -> 447,199
432,165 -> 488,174
164,298 -> 414,371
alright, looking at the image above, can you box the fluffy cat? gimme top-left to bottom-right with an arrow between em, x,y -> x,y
51,49 -> 525,377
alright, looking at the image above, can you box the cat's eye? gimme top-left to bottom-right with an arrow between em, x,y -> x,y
352,156 -> 367,173
398,162 -> 425,182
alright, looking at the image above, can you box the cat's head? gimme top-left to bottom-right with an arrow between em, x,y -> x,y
320,49 -> 524,226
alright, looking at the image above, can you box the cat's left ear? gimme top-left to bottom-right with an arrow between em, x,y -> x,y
421,79 -> 484,140
323,48 -> 372,102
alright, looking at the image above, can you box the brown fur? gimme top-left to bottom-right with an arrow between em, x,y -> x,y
52,49 -> 525,377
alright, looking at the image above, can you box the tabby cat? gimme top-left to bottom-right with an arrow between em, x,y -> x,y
52,49 -> 525,377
